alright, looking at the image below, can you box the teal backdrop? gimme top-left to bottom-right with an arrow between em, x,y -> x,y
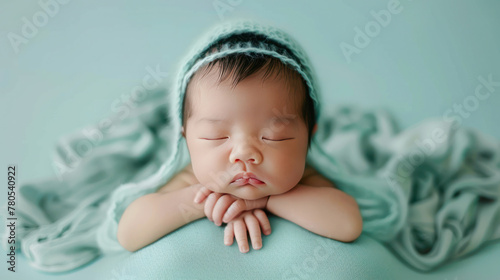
1,0 -> 499,279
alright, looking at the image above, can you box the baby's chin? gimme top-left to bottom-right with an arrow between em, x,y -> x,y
228,188 -> 269,201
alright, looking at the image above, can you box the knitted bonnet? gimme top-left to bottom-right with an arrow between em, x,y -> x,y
173,20 -> 321,127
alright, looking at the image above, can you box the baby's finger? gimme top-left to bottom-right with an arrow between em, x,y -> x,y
212,195 -> 236,226
222,199 -> 246,223
233,220 -> 249,253
224,223 -> 234,246
204,193 -> 220,222
194,186 -> 212,204
244,214 -> 262,250
253,209 -> 272,235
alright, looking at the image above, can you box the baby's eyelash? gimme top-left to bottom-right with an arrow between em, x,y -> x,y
199,137 -> 295,142
262,138 -> 294,142
200,137 -> 228,140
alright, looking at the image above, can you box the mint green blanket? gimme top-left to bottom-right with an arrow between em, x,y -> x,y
1,87 -> 499,273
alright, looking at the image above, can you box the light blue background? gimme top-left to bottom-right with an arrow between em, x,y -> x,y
1,0 -> 499,279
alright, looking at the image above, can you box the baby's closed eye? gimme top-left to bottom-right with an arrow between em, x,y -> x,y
262,137 -> 295,142
198,136 -> 295,142
200,137 -> 228,140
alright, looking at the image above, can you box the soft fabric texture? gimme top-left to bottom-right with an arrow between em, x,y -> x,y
101,217 -> 500,280
1,20 -> 500,275
104,217 -> 400,280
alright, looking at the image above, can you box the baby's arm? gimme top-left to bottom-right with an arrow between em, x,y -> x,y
117,170 -> 205,252
266,181 -> 363,242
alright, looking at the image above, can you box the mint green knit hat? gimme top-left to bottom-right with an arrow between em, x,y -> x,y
171,20 -> 322,128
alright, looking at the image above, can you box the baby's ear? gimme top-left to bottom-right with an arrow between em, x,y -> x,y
312,124 -> 318,135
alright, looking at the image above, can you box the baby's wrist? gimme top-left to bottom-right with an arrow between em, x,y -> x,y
264,195 -> 271,211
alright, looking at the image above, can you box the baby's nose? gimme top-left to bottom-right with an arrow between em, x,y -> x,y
229,142 -> 263,165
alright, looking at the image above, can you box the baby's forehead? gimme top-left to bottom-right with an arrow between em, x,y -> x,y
190,78 -> 303,116
190,65 -> 304,100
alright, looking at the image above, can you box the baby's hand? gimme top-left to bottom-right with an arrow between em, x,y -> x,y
224,209 -> 272,253
193,186 -> 269,226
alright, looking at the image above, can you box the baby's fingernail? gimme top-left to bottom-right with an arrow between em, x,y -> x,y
254,243 -> 262,250
240,245 -> 248,253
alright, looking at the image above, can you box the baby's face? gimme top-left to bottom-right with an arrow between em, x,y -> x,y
183,69 -> 310,200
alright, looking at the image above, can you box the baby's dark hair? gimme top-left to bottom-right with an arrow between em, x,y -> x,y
182,53 -> 316,149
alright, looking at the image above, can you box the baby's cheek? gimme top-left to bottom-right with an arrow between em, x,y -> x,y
196,164 -> 233,193
268,158 -> 304,189
188,145 -> 231,191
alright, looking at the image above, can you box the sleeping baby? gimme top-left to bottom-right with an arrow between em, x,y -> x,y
117,21 -> 363,254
